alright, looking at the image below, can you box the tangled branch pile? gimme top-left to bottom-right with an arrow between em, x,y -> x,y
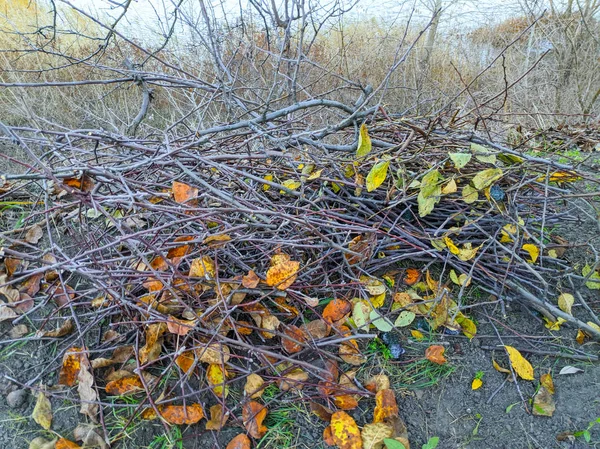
1,114 -> 599,445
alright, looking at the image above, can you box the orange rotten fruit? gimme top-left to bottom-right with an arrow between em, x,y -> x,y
226,434 -> 252,449
266,253 -> 300,290
373,389 -> 399,423
330,411 -> 362,449
242,401 -> 268,439
160,403 -> 204,425
425,345 -> 447,365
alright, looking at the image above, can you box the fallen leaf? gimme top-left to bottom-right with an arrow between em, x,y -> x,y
472,168 -> 503,190
418,169 -> 442,217
582,265 -> 600,290
471,378 -> 483,390
242,401 -> 268,439
28,437 -> 57,449
55,438 -> 81,449
226,434 -> 251,449
462,184 -> 479,203
356,123 -> 372,158
310,402 -> 334,421
166,316 -> 196,336
331,411 -> 362,449
403,268 -> 421,286
301,319 -> 329,339
32,391 -> 52,430
281,325 -> 307,354
39,318 -> 74,338
540,373 -> 554,394
207,364 -> 228,398
73,424 -> 108,449
189,255 -> 216,279
25,224 -> 44,244
323,298 -> 352,324
373,389 -> 399,423
324,426 -> 336,446
504,346 -> 534,380
558,366 -> 583,375
197,343 -> 230,365
77,356 -> 99,421
334,395 -> 359,410
280,179 -> 301,193
411,329 -> 425,340
492,359 -> 511,375
139,322 -> 167,364
425,345 -> 447,365
161,403 -> 205,424
206,404 -> 229,430
244,373 -> 265,399
242,270 -> 260,288
58,346 -> 83,387
353,300 -> 372,331
105,375 -> 144,395
522,243 -> 539,263
266,253 -> 300,290
278,367 -> 309,391
339,339 -> 366,366
370,309 -> 393,332
449,152 -> 471,169
362,422 -> 393,449
394,311 -> 416,328
366,160 -> 390,192
365,374 -> 390,393
172,181 -> 198,204
175,351 -> 196,374
532,386 -> 555,416
443,237 -> 481,261
557,293 -> 574,315
575,329 -> 586,345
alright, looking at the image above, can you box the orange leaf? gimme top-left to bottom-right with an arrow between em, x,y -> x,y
242,270 -> 260,288
56,438 -> 81,449
205,404 -> 229,430
323,425 -> 335,446
334,395 -> 359,410
242,401 -> 268,439
167,236 -> 194,260
323,298 -> 351,324
150,256 -> 168,271
226,434 -> 252,449
140,322 -> 167,364
166,316 -> 196,336
5,257 -> 21,277
310,402 -> 334,421
330,411 -> 362,449
207,364 -> 229,398
175,351 -> 196,374
403,268 -> 421,285
266,253 -> 300,290
425,345 -> 447,365
373,389 -> 399,423
160,403 -> 204,425
172,181 -> 198,204
281,325 -> 307,354
63,175 -> 94,192
58,347 -> 84,386
105,375 -> 144,395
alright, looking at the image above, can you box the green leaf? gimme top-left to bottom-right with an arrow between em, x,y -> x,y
582,265 -> 600,290
422,437 -> 440,449
462,185 -> 478,204
356,123 -> 372,158
470,143 -> 497,164
369,309 -> 393,332
505,402 -> 518,414
472,168 -> 503,190
366,160 -> 390,192
353,300 -> 371,331
498,153 -> 524,165
418,169 -> 442,217
384,438 -> 408,449
449,152 -> 471,169
394,310 -> 416,327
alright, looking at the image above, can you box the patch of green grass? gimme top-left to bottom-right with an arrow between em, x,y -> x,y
148,426 -> 183,449
385,357 -> 455,390
258,406 -> 297,449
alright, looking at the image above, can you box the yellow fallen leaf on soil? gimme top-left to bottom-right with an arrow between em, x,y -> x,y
207,364 -> 229,398
361,422 -> 393,449
244,373 -> 265,399
266,253 -> 300,290
373,389 -> 399,423
331,411 -> 362,449
522,244 -> 539,263
504,346 -> 534,380
576,329 -> 586,345
441,178 -> 458,194
557,293 -> 574,315
472,378 -> 483,390
32,391 -> 52,430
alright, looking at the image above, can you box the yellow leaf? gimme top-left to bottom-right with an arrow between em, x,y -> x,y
536,171 -> 581,183
504,346 -> 534,380
441,178 -> 457,194
266,253 -> 300,290
32,391 -> 52,430
356,124 -> 372,158
371,292 -> 386,308
456,314 -> 477,339
280,179 -> 301,194
443,237 -> 481,261
500,223 -> 517,243
307,169 -> 323,181
544,317 -> 566,330
462,185 -> 478,204
540,373 -> 554,394
263,174 -> 273,191
206,364 -> 228,398
471,378 -> 483,390
449,269 -> 471,287
472,168 -> 503,190
576,329 -> 586,345
522,244 -> 539,263
492,359 -> 511,374
411,329 -> 425,340
189,256 -> 215,278
557,293 -> 574,315
366,160 -> 390,192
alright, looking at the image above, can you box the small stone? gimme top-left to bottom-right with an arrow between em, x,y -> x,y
6,389 -> 28,408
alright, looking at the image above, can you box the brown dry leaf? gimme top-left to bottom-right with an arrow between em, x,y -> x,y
504,345 -> 534,380
242,401 -> 268,439
266,253 -> 300,290
73,424 -> 108,449
21,272 -> 43,297
540,373 -> 555,394
55,438 -> 81,449
50,284 -> 75,307
339,339 -> 366,366
25,224 -> 43,244
330,411 -> 362,449
301,319 -> 329,339
281,325 -> 307,354
5,257 -> 21,277
77,356 -> 99,421
203,234 -> 232,247
139,322 -> 167,364
385,416 -> 410,449
207,364 -> 229,398
373,389 -> 399,423
32,391 -> 52,430
150,256 -> 168,272
533,386 -> 555,416
362,422 -> 394,449
9,324 -> 28,339
226,434 -> 252,449
274,296 -> 300,318
323,298 -> 352,324
175,351 -> 196,374
334,395 -> 359,410
28,437 -> 57,449
258,314 -> 281,339
425,345 -> 447,365
39,318 -> 74,339
310,401 -> 334,421
346,234 -> 375,265
160,403 -> 205,425
105,375 -> 144,396
244,373 -> 265,399
242,270 -> 260,288
323,426 -> 335,446
403,268 -> 421,286
197,343 -> 230,365
0,299 -> 18,322
206,404 -> 229,430
172,181 -> 198,204
166,316 -> 197,336
189,255 -> 216,279
58,346 -> 83,386
167,236 -> 194,261
365,374 -> 391,393
278,367 -> 309,392
63,175 -> 94,193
